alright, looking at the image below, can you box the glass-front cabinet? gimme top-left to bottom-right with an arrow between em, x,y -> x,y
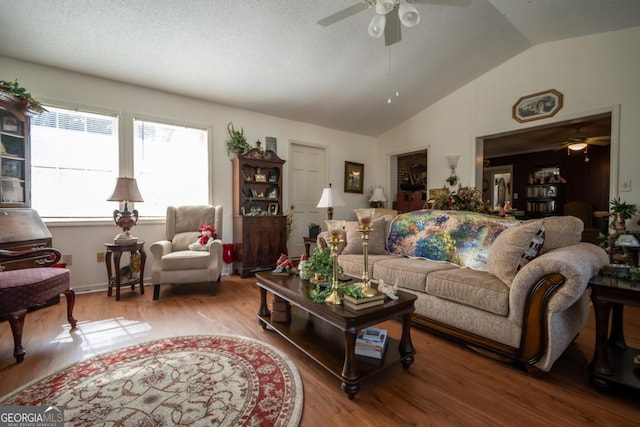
525,184 -> 564,217
0,94 -> 31,208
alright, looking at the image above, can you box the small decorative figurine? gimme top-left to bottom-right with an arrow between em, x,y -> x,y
273,253 -> 294,274
189,224 -> 216,251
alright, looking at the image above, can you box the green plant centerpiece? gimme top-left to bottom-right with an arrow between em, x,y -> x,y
609,197 -> 638,231
0,79 -> 46,113
302,247 -> 334,282
304,247 -> 346,303
226,122 -> 250,156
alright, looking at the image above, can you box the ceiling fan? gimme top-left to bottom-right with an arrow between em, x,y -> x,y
317,0 -> 473,46
554,124 -> 610,151
551,124 -> 610,162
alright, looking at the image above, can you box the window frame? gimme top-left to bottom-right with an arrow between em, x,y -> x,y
30,104 -> 214,223
131,114 -> 213,218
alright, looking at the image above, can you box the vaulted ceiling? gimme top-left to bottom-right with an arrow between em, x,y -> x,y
1,0 -> 639,138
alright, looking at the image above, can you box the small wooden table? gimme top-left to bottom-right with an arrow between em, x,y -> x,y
255,272 -> 416,399
588,273 -> 640,391
104,241 -> 146,301
303,236 -> 317,258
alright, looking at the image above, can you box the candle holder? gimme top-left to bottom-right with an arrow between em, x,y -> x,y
324,220 -> 345,304
354,208 -> 378,297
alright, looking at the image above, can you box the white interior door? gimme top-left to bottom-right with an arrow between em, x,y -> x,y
289,142 -> 326,258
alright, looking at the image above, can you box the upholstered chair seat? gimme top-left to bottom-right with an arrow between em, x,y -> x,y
150,205 -> 223,300
0,248 -> 77,363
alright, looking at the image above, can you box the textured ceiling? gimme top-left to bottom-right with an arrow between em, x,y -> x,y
0,0 -> 639,137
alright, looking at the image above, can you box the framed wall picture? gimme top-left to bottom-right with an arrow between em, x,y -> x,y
512,89 -> 563,123
344,161 -> 364,194
265,136 -> 277,154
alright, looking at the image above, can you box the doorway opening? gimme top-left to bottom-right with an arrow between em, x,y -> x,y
483,165 -> 513,209
390,149 -> 428,212
476,110 -> 615,219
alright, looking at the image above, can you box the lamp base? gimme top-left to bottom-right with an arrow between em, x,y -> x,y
113,232 -> 138,245
354,281 -> 378,297
324,288 -> 342,304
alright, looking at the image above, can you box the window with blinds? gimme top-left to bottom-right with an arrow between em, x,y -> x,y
31,106 -> 118,218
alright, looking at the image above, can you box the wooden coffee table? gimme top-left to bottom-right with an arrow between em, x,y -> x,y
255,272 -> 416,399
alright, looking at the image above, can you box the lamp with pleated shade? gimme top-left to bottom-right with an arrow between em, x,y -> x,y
107,177 -> 144,244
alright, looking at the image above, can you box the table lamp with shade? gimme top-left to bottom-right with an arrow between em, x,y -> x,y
316,183 -> 345,220
369,186 -> 387,208
107,177 -> 144,244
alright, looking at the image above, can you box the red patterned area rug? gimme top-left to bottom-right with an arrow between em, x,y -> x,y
0,335 -> 303,426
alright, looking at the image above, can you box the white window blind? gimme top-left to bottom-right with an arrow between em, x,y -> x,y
134,119 -> 208,217
31,107 -> 118,218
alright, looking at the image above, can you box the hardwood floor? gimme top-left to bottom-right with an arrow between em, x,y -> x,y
1,275 -> 639,426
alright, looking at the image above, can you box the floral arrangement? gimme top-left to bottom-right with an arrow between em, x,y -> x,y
0,79 -> 46,113
430,185 -> 488,213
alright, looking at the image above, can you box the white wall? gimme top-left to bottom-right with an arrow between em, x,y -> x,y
377,26 -> 640,222
5,26 -> 640,291
0,57 -> 377,291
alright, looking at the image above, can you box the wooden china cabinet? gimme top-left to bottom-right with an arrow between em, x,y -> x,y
232,147 -> 287,278
0,92 -> 53,271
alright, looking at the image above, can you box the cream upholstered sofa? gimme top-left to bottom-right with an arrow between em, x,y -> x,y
150,205 -> 223,300
319,210 -> 608,374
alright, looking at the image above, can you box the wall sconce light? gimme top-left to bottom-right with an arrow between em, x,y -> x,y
446,155 -> 459,186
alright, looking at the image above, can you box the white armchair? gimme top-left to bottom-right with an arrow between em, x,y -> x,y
150,205 -> 223,300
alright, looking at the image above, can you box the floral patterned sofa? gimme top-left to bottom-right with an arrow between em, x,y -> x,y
319,209 -> 608,374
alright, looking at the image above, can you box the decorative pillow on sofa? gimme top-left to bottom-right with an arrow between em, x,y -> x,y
488,216 -> 583,285
341,217 -> 388,255
515,223 -> 545,272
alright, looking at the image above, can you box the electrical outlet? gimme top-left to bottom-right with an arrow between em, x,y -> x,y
96,252 -> 105,263
62,254 -> 73,266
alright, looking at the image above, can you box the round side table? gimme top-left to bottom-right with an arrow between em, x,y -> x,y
104,241 -> 146,301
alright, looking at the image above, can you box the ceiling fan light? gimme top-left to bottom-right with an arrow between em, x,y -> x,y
375,0 -> 395,15
568,142 -> 587,151
368,14 -> 386,38
399,1 -> 420,27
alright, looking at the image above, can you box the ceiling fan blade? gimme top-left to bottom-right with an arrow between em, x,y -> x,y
317,2 -> 369,27
413,0 -> 473,6
385,10 -> 402,46
587,136 -> 611,146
